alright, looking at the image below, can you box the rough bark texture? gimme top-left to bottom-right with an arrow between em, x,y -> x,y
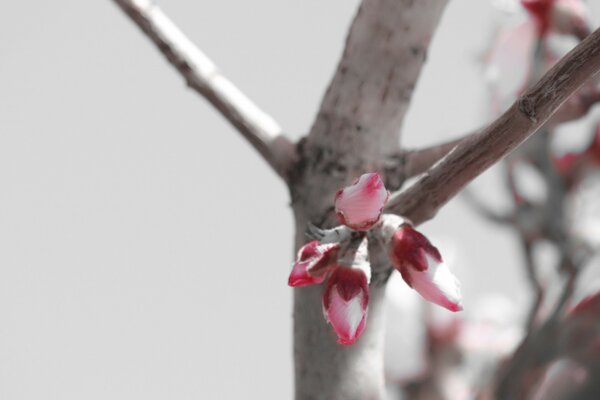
289,1 -> 448,398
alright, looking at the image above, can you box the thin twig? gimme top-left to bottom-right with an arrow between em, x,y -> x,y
396,84 -> 600,181
521,239 -> 544,331
112,0 -> 294,180
403,133 -> 476,178
386,26 -> 600,226
461,188 -> 512,224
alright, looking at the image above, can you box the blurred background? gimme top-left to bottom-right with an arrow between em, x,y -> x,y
1,1 -> 599,399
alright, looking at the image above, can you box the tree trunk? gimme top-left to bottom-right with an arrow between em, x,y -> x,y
289,1 -> 448,398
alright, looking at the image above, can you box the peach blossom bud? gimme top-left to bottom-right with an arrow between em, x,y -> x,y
322,267 -> 369,345
288,241 -> 340,287
389,226 -> 463,312
334,173 -> 390,231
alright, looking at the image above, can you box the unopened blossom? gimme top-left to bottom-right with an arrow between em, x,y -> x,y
322,267 -> 369,345
334,173 -> 390,231
389,225 -> 463,312
288,240 -> 340,287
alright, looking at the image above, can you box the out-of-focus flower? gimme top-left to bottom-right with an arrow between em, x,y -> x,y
485,19 -> 537,112
554,124 -> 600,187
522,0 -> 590,39
485,0 -> 591,112
322,267 -> 369,345
288,240 -> 340,287
560,291 -> 600,363
389,225 -> 463,312
334,172 -> 390,231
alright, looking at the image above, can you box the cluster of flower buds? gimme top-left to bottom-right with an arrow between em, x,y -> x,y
288,172 -> 462,345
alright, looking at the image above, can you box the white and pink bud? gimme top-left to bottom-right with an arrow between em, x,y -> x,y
322,267 -> 369,345
334,173 -> 390,231
389,226 -> 463,312
288,241 -> 340,287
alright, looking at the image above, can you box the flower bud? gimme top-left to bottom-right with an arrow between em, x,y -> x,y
334,173 -> 390,231
322,267 -> 369,345
389,226 -> 463,312
288,241 -> 340,287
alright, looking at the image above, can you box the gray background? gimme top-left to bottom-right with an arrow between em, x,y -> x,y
1,1 -> 598,399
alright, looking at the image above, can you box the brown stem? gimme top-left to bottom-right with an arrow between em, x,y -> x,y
386,26 -> 600,226
521,239 -> 544,331
403,133 -> 476,178
112,0 -> 294,180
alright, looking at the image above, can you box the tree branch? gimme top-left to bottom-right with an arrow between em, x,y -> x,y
393,82 -> 600,181
112,0 -> 294,180
403,133 -> 477,178
386,26 -> 600,226
461,188 -> 512,225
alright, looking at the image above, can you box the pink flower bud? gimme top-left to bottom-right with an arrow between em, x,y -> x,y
389,226 -> 463,312
322,267 -> 369,345
288,241 -> 340,287
334,173 -> 390,231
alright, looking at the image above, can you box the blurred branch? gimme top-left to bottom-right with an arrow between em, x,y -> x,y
386,26 -> 600,226
461,188 -> 512,224
403,132 -> 477,178
548,85 -> 600,127
112,0 -> 294,181
521,239 -> 544,331
392,82 -> 600,181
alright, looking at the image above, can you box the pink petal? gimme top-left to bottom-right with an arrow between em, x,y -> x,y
389,226 -> 442,272
334,173 -> 390,231
322,267 -> 369,345
400,254 -> 463,312
288,241 -> 340,287
288,260 -> 328,287
485,20 -> 537,111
